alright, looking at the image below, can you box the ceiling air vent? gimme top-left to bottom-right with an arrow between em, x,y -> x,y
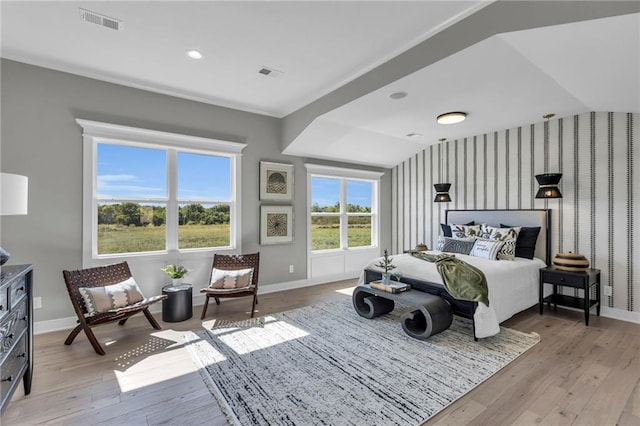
258,66 -> 283,78
79,8 -> 123,31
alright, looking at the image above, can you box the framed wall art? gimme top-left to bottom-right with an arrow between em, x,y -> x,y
260,161 -> 294,201
260,205 -> 293,245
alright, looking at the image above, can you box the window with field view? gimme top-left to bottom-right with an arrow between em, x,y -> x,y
96,143 -> 233,255
310,176 -> 375,251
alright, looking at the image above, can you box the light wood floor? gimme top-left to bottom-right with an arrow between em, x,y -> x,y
3,280 -> 639,426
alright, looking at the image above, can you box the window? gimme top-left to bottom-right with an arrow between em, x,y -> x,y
79,119 -> 245,260
306,164 -> 382,252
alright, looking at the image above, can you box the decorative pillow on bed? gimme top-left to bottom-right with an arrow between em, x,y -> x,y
79,277 -> 145,316
450,224 -> 481,240
469,238 -> 504,260
480,225 -> 521,260
440,221 -> 474,238
210,268 -> 254,289
440,237 -> 475,255
501,224 -> 541,259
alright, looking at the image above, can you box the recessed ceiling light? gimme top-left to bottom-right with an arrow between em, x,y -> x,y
389,91 -> 408,100
436,112 -> 467,124
406,133 -> 423,139
186,50 -> 203,60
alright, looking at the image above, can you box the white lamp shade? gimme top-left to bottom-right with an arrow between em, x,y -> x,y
0,173 -> 29,215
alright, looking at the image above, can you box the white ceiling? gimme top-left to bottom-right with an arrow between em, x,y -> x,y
1,2 -> 639,168
284,13 -> 640,167
0,0 -> 487,117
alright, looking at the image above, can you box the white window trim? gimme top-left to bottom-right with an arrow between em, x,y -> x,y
305,163 -> 383,253
77,119 -> 246,265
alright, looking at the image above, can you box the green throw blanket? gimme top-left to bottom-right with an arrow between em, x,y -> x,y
409,252 -> 490,306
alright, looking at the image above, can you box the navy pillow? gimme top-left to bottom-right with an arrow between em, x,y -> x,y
441,221 -> 475,237
500,224 -> 541,259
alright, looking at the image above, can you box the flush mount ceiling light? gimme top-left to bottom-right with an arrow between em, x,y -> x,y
389,91 -> 408,100
186,50 -> 203,59
436,112 -> 467,125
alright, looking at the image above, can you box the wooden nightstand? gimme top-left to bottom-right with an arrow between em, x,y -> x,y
539,266 -> 601,325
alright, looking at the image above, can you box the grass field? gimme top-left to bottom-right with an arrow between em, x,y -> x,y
311,225 -> 371,250
98,223 -> 370,254
98,224 -> 230,254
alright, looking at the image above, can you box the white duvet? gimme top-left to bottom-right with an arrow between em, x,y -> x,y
358,252 -> 546,338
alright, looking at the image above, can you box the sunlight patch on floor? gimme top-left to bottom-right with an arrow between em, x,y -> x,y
113,330 -> 206,392
335,286 -> 356,296
212,316 -> 309,355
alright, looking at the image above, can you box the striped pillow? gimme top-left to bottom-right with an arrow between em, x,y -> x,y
441,237 -> 475,255
79,277 -> 145,316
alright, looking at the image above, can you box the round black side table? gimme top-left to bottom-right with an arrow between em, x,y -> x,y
162,284 -> 193,322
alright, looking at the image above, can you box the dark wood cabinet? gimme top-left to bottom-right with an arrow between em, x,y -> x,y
0,264 -> 33,415
539,266 -> 600,325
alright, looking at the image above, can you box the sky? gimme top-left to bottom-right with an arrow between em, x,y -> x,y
98,143 -> 372,208
97,144 -> 230,200
311,177 -> 372,209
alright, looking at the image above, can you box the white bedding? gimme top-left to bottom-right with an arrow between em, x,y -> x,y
359,252 -> 546,338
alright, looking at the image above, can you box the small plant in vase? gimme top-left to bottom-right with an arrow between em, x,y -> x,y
161,264 -> 189,286
374,249 -> 399,285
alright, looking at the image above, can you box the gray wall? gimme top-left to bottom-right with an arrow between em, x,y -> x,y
0,59 -> 390,322
392,112 -> 639,313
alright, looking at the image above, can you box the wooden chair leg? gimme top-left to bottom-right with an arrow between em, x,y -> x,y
200,295 -> 210,319
250,293 -> 257,318
214,297 -> 220,305
142,309 -> 162,330
83,326 -> 106,356
255,295 -> 258,305
64,324 -> 84,345
118,318 -> 128,326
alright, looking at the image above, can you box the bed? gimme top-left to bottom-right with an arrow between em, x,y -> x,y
361,209 -> 551,338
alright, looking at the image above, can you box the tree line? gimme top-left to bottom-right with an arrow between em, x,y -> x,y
98,203 -> 230,226
311,202 -> 371,213
311,202 -> 372,227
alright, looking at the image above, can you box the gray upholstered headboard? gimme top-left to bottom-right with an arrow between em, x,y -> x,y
445,209 -> 551,265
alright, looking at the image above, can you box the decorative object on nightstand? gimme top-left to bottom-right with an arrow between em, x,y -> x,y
539,266 -> 601,325
0,264 -> 33,415
552,252 -> 589,272
0,173 -> 28,268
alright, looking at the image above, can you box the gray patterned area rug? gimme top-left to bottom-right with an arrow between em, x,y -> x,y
185,298 -> 539,426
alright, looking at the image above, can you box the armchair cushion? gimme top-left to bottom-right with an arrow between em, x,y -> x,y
79,277 -> 145,316
210,267 -> 254,289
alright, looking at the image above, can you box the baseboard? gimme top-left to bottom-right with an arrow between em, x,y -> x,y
539,304 -> 640,324
308,271 -> 360,286
33,277 -> 346,335
46,276 -> 636,336
600,306 -> 640,324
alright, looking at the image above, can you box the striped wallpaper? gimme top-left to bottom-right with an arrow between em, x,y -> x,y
391,111 -> 639,313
